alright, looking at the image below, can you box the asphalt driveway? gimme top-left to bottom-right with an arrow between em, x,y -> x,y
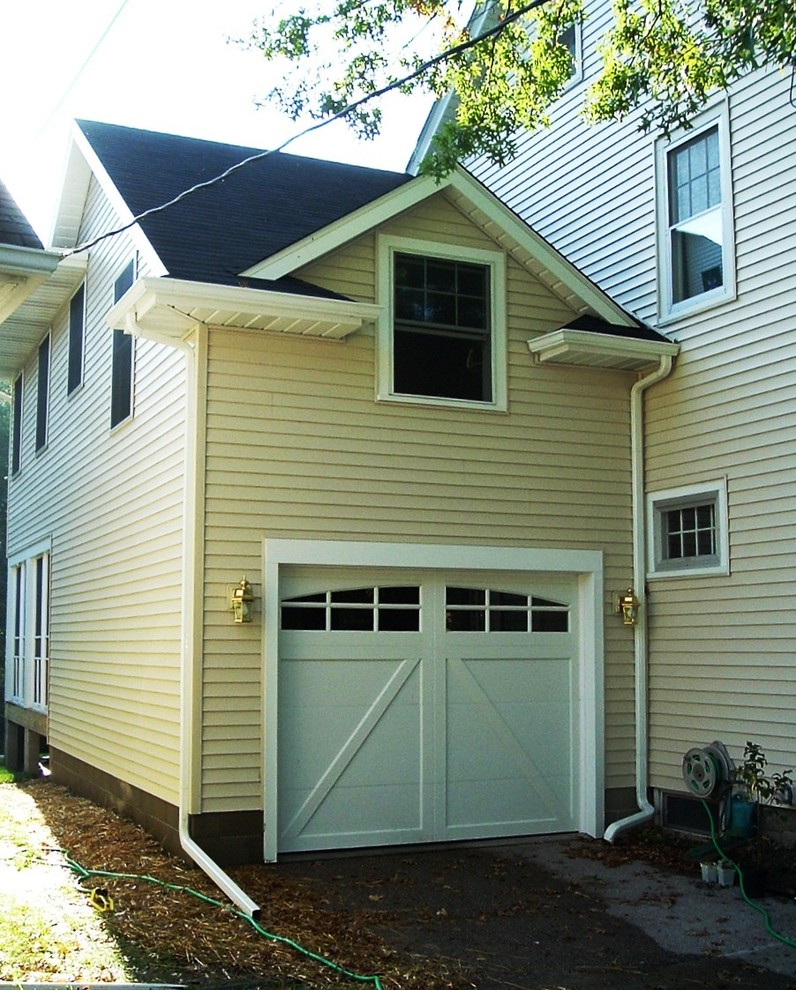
277,834 -> 796,989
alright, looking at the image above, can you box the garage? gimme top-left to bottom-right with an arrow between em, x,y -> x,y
263,540 -> 604,857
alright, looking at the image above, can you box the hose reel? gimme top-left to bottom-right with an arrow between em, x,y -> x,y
682,741 -> 735,798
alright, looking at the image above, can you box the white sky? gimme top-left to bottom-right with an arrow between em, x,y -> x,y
0,0 -> 433,241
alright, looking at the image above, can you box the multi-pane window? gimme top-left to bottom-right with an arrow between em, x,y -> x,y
9,550 -> 50,711
669,126 -> 723,302
111,260 -> 135,428
280,585 -> 570,632
658,111 -> 734,317
664,503 -> 716,561
393,253 -> 492,403
68,283 -> 86,395
445,587 -> 570,632
36,334 -> 50,452
11,373 -> 22,475
282,587 -> 421,631
649,482 -> 729,576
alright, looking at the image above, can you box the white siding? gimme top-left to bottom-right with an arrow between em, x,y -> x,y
6,176 -> 186,804
464,9 -> 796,792
199,192 -> 641,812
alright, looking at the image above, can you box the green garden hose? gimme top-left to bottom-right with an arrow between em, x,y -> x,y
63,853 -> 384,990
702,799 -> 796,951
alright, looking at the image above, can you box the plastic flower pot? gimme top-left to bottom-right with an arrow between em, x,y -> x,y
717,862 -> 736,887
700,862 -> 719,883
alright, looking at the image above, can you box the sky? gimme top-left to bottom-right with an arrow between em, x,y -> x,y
0,1 -> 434,241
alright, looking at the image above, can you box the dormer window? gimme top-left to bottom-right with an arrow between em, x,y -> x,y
378,236 -> 506,410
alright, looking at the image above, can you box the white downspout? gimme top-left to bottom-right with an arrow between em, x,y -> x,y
604,354 -> 675,843
127,316 -> 260,917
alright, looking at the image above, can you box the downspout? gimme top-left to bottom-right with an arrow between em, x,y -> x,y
127,315 -> 260,917
604,354 -> 675,843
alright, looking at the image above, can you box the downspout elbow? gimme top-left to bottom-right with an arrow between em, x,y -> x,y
604,354 -> 675,844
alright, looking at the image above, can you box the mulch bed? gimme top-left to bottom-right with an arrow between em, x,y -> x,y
14,777 -> 796,990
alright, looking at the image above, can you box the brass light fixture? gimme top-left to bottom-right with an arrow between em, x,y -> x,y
228,577 -> 254,623
616,587 -> 639,626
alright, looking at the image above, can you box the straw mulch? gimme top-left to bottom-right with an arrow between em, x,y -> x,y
13,778 -> 473,990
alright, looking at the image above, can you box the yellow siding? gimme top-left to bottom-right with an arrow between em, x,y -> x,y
7,176 -> 186,804
200,192 -> 640,811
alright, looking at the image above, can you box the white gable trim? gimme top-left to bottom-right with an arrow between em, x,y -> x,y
240,174 -> 443,280
50,126 -> 167,277
242,166 -> 638,328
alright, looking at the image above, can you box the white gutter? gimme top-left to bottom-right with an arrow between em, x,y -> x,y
125,313 -> 260,917
604,354 -> 675,843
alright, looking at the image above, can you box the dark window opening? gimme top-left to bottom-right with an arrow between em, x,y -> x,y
111,260 -> 135,428
68,283 -> 85,395
36,336 -> 50,452
393,254 -> 492,402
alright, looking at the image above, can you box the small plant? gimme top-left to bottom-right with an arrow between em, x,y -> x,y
734,741 -> 793,806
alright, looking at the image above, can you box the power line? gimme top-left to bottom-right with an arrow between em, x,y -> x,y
34,0 -> 132,143
66,0 -> 550,256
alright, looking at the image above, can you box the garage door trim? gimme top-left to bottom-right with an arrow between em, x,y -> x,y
262,538 -> 605,862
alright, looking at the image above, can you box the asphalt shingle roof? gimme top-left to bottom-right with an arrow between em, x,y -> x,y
77,120 -> 414,289
0,179 -> 43,250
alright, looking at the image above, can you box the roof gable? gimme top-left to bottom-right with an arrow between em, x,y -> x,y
69,120 -> 413,288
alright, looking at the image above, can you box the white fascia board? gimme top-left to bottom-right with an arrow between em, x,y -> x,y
107,275 -> 382,334
240,173 -> 445,281
51,126 -> 167,276
445,170 -> 639,326
528,328 -> 680,362
407,90 -> 457,174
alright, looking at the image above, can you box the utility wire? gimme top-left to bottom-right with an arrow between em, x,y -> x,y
67,0 -> 550,257
35,0 -> 131,143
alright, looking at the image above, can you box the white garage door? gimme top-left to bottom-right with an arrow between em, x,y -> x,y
277,567 -> 579,853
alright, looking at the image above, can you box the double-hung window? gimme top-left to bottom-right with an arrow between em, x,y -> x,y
648,481 -> 729,577
656,107 -> 735,320
378,237 -> 506,409
111,260 -> 135,428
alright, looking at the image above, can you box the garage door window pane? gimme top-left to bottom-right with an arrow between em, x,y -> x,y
282,586 -> 420,631
446,587 -> 569,633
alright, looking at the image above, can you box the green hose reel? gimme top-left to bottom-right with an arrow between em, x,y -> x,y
682,741 -> 735,798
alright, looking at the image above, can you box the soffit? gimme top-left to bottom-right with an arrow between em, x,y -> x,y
108,277 -> 382,345
0,255 -> 86,377
528,329 -> 680,372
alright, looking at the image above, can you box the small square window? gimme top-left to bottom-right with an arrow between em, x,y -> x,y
648,481 -> 729,577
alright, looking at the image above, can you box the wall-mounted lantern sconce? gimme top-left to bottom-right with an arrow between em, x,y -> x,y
614,587 -> 640,626
228,577 -> 254,623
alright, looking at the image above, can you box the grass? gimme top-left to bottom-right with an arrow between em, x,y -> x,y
0,779 -> 131,982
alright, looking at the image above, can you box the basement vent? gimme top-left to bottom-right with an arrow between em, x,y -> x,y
659,791 -> 721,836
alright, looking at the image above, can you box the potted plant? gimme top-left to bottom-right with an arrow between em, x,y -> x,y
730,741 -> 793,897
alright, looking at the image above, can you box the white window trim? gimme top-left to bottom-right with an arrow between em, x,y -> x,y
6,540 -> 52,713
647,479 -> 729,578
376,234 -> 507,411
655,102 -> 736,324
561,20 -> 583,89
